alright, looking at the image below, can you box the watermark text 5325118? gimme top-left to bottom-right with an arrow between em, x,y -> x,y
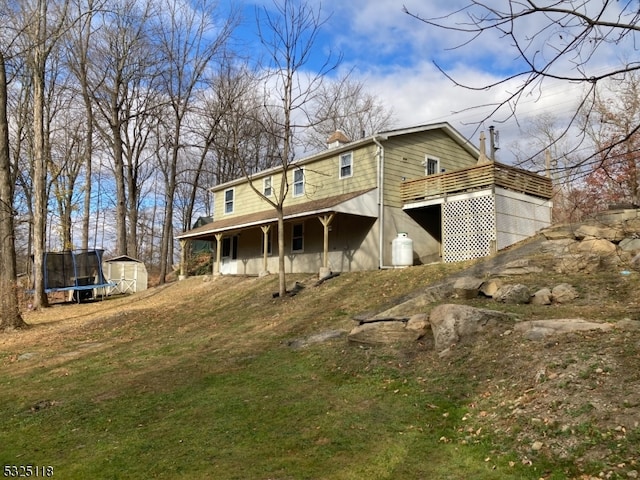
3,466 -> 54,477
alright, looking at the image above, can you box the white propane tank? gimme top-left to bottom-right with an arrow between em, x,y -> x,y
392,232 -> 413,267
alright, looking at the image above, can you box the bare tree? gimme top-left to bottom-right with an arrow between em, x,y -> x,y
404,1 -> 640,173
511,113 -> 590,222
65,0 -> 106,250
18,0 -> 71,309
584,71 -> 640,208
153,0 -> 237,284
0,48 -> 28,330
305,76 -> 395,152
251,0 -> 340,298
90,0 -> 158,257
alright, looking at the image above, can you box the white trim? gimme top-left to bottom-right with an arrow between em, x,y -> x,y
293,167 -> 305,197
424,155 -> 440,175
339,151 -> 353,179
223,188 -> 235,214
263,176 -> 273,197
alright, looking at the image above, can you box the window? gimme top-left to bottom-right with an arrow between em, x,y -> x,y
224,188 -> 234,214
293,168 -> 304,197
222,236 -> 238,259
339,152 -> 353,178
291,223 -> 304,252
425,156 -> 440,176
263,176 -> 272,197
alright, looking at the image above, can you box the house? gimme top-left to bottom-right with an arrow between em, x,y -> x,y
176,123 -> 553,276
190,217 -> 214,254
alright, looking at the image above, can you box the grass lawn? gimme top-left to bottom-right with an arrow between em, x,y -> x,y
0,265 -> 629,479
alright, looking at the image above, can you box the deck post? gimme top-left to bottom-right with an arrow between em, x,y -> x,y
260,225 -> 271,276
214,233 -> 223,276
179,239 -> 188,280
318,213 -> 335,270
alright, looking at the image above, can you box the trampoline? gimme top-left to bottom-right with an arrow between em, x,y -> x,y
37,249 -> 115,303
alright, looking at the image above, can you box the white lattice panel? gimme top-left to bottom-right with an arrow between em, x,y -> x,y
442,195 -> 496,262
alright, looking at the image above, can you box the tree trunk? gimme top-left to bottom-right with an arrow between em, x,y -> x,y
0,51 -> 27,330
111,120 -> 127,256
32,47 -> 49,310
277,207 -> 286,297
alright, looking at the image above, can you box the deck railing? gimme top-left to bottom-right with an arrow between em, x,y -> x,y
400,161 -> 553,203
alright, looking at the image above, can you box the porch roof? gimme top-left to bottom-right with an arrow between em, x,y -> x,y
176,188 -> 377,241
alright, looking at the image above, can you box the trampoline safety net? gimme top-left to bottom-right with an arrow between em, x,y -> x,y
43,250 -> 108,291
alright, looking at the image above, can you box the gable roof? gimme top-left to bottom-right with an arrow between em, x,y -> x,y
210,122 -> 479,192
176,188 -> 377,240
105,255 -> 143,263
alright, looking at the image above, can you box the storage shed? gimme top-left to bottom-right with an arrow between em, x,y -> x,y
103,255 -> 148,294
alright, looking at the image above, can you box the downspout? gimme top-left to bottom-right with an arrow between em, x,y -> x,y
373,136 -> 393,269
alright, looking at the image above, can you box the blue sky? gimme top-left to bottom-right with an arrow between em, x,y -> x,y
228,0 -> 632,162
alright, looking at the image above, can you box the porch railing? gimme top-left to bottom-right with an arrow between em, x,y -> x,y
400,161 -> 553,203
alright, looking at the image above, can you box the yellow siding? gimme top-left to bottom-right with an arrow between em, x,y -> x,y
382,130 -> 477,207
213,144 -> 379,220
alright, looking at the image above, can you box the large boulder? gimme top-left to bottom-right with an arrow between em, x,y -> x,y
623,217 -> 640,234
575,224 -> 625,242
541,238 -> 578,255
619,237 -> 640,252
531,287 -> 552,305
492,259 -> 543,276
429,304 -> 515,351
452,276 -> 484,299
480,279 -> 503,298
348,320 -> 420,345
553,253 -> 601,274
576,238 -> 617,256
372,282 -> 454,318
493,284 -> 531,304
515,318 -> 614,341
551,283 -> 579,303
542,225 -> 577,240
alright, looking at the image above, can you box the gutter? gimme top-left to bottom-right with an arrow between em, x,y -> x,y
373,135 -> 394,269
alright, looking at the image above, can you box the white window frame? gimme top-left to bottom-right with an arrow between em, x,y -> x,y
424,155 -> 440,176
293,168 -> 305,197
223,188 -> 234,214
291,223 -> 304,252
339,151 -> 353,179
263,176 -> 273,197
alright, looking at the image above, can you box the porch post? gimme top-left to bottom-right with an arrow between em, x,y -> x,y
260,225 -> 271,276
179,239 -> 188,280
214,233 -> 223,276
318,213 -> 335,271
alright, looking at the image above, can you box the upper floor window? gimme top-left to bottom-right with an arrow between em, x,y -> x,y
263,176 -> 273,197
224,188 -> 234,214
293,168 -> 304,197
339,152 -> 353,179
425,156 -> 440,176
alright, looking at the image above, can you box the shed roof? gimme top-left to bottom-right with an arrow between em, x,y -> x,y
106,255 -> 144,263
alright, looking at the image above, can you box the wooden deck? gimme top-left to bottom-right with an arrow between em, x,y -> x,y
400,161 -> 553,204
